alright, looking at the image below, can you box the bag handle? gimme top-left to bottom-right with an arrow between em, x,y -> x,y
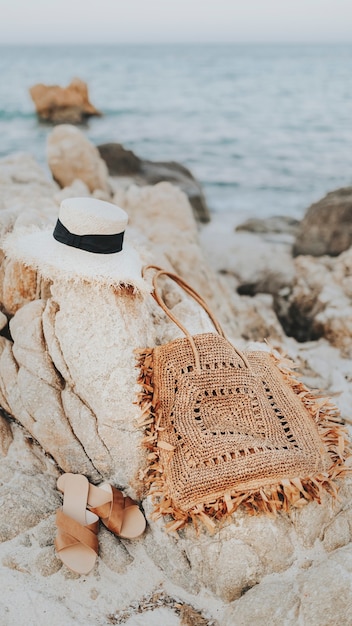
143,265 -> 250,371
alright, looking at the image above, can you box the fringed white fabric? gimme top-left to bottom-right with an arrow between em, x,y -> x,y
3,225 -> 152,295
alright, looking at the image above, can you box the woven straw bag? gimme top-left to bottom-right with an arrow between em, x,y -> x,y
136,266 -> 350,532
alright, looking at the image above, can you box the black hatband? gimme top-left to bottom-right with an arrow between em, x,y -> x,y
53,219 -> 124,254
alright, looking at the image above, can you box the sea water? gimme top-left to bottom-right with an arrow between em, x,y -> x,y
0,43 -> 352,219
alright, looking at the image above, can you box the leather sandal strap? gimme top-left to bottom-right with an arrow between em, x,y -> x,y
124,495 -> 138,509
55,510 -> 99,554
90,486 -> 130,535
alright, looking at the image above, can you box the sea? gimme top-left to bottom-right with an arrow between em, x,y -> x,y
1,43 -> 352,221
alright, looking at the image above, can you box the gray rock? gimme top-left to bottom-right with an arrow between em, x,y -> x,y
236,215 -> 300,236
98,142 -> 210,223
0,424 -> 60,543
98,526 -> 134,574
293,187 -> 352,257
297,547 -> 352,626
97,143 -> 141,175
223,578 -> 300,626
273,248 -> 352,354
322,512 -> 351,552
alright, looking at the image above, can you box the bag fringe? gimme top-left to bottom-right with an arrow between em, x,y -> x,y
135,347 -> 351,534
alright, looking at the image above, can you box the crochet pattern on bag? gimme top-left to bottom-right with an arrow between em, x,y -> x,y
136,334 -> 350,533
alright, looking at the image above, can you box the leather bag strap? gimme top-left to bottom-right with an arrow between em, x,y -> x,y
143,265 -> 250,371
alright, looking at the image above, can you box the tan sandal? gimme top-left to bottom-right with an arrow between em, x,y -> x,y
55,474 -> 99,574
57,474 -> 146,539
88,483 -> 146,539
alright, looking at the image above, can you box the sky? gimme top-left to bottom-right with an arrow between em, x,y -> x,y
0,0 -> 352,45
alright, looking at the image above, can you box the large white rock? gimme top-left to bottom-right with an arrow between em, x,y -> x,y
0,151 -> 351,624
47,125 -> 111,194
0,152 -> 58,212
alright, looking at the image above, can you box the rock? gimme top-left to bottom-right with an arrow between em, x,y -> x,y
124,608 -> 181,626
293,187 -> 352,257
296,546 -> 352,626
274,248 -> 352,355
0,154 -> 57,318
53,179 -> 90,204
236,215 -> 300,236
34,546 -> 62,577
0,413 -> 13,456
0,423 -> 60,542
179,606 -> 210,626
113,182 -> 241,342
0,150 -> 352,625
322,512 -> 351,552
97,143 -> 142,175
141,503 -> 199,595
295,340 -> 352,421
98,142 -> 210,222
0,153 -> 58,214
0,152 -> 56,193
0,311 -> 7,332
186,536 -> 262,602
97,526 -> 134,575
141,484 -> 352,607
29,78 -> 101,124
141,160 -> 210,223
0,259 -> 40,316
223,578 -> 300,626
47,125 -> 111,194
291,494 -> 337,548
223,291 -> 286,344
201,217 -> 296,299
223,542 -> 352,626
0,175 -> 241,489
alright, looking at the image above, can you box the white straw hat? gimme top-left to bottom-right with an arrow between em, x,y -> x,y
3,197 -> 150,293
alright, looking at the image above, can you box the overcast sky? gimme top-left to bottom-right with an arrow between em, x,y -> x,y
0,0 -> 352,44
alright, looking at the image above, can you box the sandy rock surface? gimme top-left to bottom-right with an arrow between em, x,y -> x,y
0,146 -> 351,625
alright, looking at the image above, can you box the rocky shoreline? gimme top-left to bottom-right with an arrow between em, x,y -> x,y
0,128 -> 351,625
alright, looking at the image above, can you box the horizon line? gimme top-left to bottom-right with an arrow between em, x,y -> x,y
1,40 -> 352,46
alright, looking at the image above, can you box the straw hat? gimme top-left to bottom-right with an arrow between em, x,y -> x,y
3,197 -> 150,293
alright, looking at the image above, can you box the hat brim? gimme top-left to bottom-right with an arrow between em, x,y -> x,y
3,226 -> 151,295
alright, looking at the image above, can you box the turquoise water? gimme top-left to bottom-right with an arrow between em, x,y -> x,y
1,44 -> 352,218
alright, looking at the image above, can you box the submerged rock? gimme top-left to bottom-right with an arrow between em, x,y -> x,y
98,142 -> 211,223
236,215 -> 299,236
29,78 -> 102,124
293,187 -> 352,257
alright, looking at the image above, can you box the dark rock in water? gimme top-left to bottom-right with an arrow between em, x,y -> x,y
293,188 -> 352,257
29,78 -> 102,125
236,216 -> 300,236
97,143 -> 141,175
98,142 -> 210,223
